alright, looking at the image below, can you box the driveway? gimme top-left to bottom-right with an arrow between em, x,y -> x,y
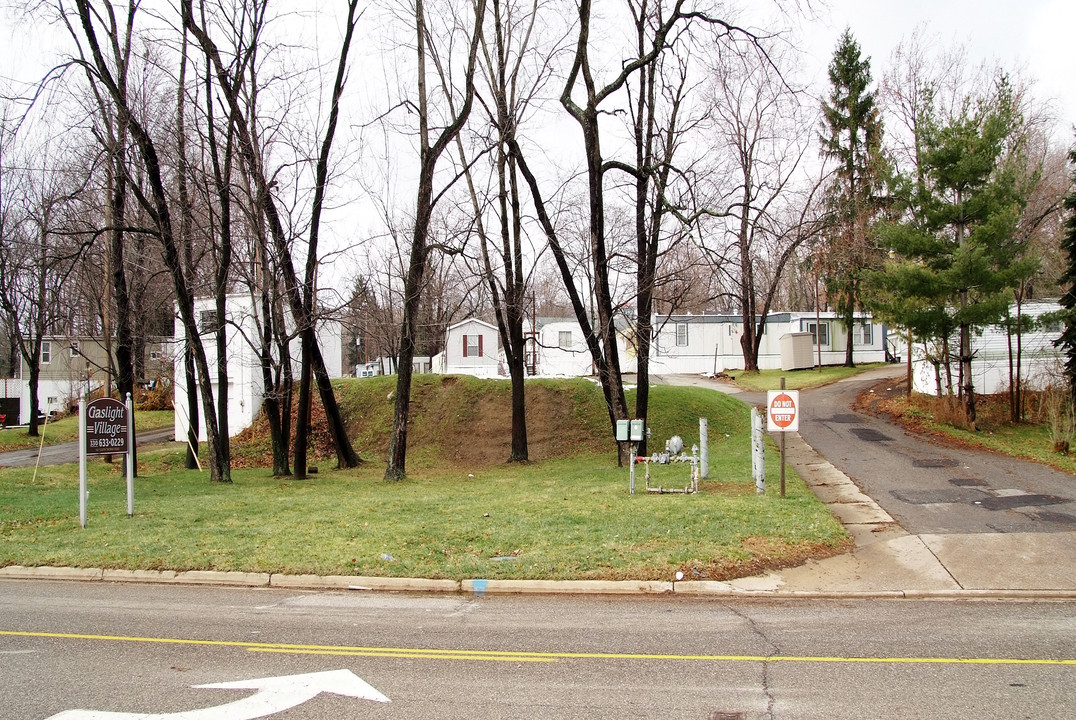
796,366 -> 1076,535
0,426 -> 175,468
660,369 -> 1076,593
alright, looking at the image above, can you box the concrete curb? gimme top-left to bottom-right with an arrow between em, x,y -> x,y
3,565 -> 1075,599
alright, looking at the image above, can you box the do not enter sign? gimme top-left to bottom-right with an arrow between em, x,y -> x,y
767,390 -> 800,432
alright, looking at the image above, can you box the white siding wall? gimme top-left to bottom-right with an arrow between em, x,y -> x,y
910,302 -> 1064,395
173,295 -> 342,441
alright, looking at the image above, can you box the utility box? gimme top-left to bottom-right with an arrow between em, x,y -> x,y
630,419 -> 645,442
780,332 -> 815,371
615,419 -> 630,442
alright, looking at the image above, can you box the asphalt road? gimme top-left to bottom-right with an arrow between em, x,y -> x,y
1,580 -> 1073,719
795,367 -> 1076,535
0,426 -> 175,468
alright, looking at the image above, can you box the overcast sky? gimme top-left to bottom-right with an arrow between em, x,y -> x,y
807,0 -> 1075,137
3,1 -> 1072,133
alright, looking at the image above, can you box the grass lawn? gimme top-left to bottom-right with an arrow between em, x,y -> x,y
0,380 -> 850,581
723,364 -> 888,392
0,410 -> 174,453
874,389 -> 1076,476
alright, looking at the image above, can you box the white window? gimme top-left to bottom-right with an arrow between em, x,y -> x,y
47,396 -> 57,405
807,321 -> 830,347
558,331 -> 572,349
464,334 -> 482,358
675,323 -> 689,347
70,341 -> 80,357
150,350 -> 161,360
41,341 -> 51,364
853,322 -> 873,346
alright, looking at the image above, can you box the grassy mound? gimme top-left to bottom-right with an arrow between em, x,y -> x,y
232,375 -> 748,470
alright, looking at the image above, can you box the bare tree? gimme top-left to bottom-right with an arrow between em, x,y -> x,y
693,36 -> 821,371
183,0 -> 362,477
450,0 -> 566,462
384,0 -> 488,480
72,0 -> 231,481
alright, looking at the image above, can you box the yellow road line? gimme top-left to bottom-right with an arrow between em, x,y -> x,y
2,630 -> 1073,666
250,648 -> 557,662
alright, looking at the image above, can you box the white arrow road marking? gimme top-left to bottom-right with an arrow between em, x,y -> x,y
47,668 -> 390,720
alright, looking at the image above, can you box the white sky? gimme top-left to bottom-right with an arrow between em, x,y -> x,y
805,0 -> 1075,138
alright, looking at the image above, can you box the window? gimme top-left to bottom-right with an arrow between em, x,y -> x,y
149,350 -> 161,361
807,321 -> 830,347
199,310 -> 219,333
41,341 -> 51,364
675,323 -> 689,347
463,334 -> 483,358
70,341 -> 80,358
558,331 -> 572,349
853,322 -> 873,346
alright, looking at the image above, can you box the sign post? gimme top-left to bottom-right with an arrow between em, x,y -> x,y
80,395 -> 134,526
78,393 -> 86,528
767,380 -> 800,498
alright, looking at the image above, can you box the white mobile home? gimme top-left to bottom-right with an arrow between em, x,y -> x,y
909,300 -> 1065,396
650,312 -> 888,374
439,318 -> 501,377
530,317 -> 637,377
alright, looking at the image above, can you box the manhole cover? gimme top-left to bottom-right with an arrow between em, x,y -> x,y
829,414 -> 861,423
913,457 -> 959,468
950,477 -> 988,487
850,427 -> 892,441
979,494 -> 1068,511
892,488 -> 989,505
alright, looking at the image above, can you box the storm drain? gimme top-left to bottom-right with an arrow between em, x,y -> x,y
891,488 -> 989,505
978,494 -> 1068,511
850,427 -> 893,442
709,713 -> 746,720
913,457 -> 960,468
950,477 -> 988,487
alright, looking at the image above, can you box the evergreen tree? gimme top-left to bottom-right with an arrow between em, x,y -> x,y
871,79 -> 1027,426
820,29 -> 889,367
1057,142 -> 1076,395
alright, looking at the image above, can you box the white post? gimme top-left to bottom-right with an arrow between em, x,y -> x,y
78,392 -> 87,528
751,406 -> 765,494
126,392 -> 134,517
699,418 -> 709,479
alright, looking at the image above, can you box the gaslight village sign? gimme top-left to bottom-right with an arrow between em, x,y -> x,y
79,394 -> 135,528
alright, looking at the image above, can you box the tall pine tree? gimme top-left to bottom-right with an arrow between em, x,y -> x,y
820,29 -> 888,367
1057,141 -> 1076,395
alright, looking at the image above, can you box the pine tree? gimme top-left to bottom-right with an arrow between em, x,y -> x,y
1057,142 -> 1076,394
872,79 -> 1026,426
820,29 -> 888,367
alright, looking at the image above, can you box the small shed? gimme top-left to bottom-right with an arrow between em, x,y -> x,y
780,332 -> 815,371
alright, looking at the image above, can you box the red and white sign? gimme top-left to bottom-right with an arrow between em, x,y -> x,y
766,390 -> 800,432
